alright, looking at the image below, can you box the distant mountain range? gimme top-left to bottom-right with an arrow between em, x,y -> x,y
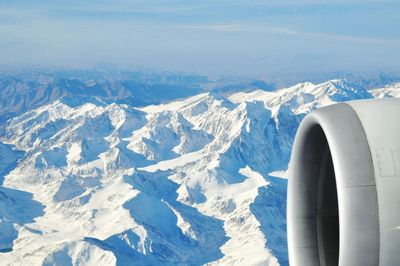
0,70 -> 399,265
1,68 -> 398,122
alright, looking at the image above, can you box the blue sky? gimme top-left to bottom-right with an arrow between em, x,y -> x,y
0,0 -> 399,76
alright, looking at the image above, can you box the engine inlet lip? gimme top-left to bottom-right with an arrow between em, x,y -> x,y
287,102 -> 380,266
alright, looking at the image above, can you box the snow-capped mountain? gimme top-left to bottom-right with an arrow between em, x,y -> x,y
0,79 -> 397,265
0,70 -> 209,123
370,82 -> 400,98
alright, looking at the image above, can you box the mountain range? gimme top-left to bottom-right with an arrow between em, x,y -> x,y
0,74 -> 399,265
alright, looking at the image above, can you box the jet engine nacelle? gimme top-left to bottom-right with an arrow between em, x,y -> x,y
287,99 -> 400,265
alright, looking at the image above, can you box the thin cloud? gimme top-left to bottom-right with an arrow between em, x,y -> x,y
0,1 -> 399,75
171,23 -> 392,44
171,24 -> 299,35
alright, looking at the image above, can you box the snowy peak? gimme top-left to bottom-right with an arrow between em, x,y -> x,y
229,79 -> 372,113
0,78 -> 392,265
370,82 -> 400,98
126,110 -> 213,161
0,89 -> 290,265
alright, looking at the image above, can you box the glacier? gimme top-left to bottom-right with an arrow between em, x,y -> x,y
0,76 -> 399,265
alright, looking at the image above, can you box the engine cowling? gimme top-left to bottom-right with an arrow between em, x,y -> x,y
287,99 -> 400,265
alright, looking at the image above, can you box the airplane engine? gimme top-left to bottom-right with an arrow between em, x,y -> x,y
287,99 -> 400,265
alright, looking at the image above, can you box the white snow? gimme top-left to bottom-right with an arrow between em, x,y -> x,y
0,78 -> 386,265
370,82 -> 400,98
269,170 -> 288,179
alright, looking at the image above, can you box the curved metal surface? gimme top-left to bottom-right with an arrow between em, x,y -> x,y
287,99 -> 400,265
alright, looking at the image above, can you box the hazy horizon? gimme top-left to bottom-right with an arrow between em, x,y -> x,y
1,1 -> 400,76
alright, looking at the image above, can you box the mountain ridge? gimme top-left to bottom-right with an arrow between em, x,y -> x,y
0,78 -> 398,265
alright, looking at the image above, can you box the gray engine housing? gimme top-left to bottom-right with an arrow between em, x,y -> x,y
287,99 -> 400,265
